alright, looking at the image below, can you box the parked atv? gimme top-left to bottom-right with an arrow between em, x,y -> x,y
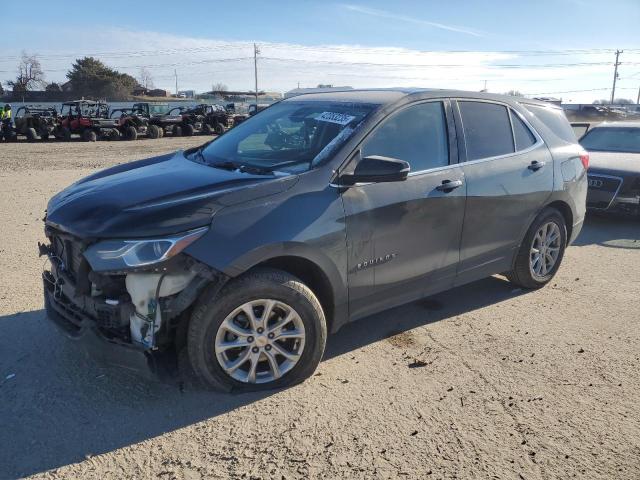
199,104 -> 234,134
167,106 -> 202,136
131,102 -> 183,137
110,107 -> 154,140
54,100 -> 119,141
14,106 -> 58,141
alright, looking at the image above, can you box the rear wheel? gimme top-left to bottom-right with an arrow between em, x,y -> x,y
26,127 -> 38,142
173,125 -> 182,137
214,123 -> 225,135
147,124 -> 160,139
82,129 -> 97,142
124,125 -> 138,141
505,207 -> 567,289
188,269 -> 327,392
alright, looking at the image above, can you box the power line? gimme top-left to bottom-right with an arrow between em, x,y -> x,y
1,46 -> 639,62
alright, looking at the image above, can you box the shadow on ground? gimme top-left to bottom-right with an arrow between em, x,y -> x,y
573,213 -> 640,249
0,273 -> 529,478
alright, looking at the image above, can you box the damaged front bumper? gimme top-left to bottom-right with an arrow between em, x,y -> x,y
40,229 -> 227,376
43,277 -> 154,375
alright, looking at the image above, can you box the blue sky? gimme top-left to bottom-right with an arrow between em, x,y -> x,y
2,0 -> 640,102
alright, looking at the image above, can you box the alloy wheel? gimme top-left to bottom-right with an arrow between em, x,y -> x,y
214,299 -> 306,384
530,221 -> 562,279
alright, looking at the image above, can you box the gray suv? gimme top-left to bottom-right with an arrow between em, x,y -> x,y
41,89 -> 588,392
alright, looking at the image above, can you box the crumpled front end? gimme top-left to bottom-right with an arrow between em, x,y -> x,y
40,225 -> 227,375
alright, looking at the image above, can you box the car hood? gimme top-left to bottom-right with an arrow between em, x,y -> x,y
46,150 -> 297,239
588,151 -> 640,176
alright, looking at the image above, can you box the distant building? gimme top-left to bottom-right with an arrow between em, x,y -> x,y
132,86 -> 148,96
148,89 -> 168,97
284,86 -> 353,98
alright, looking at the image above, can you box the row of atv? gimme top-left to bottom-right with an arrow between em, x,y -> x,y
1,100 -> 237,142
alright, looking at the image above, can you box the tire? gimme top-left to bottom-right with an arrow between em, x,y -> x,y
82,129 -> 97,142
202,123 -> 213,135
173,125 -> 182,137
505,207 -> 567,289
125,125 -> 138,141
214,123 -> 225,135
188,268 -> 327,392
26,127 -> 39,142
159,127 -> 165,138
183,124 -> 194,136
41,133 -> 49,141
147,124 -> 160,139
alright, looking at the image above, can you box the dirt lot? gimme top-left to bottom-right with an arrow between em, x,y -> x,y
1,138 -> 639,479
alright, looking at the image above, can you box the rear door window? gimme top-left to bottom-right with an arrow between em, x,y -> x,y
510,110 -> 537,151
458,101 -> 515,161
362,101 -> 449,172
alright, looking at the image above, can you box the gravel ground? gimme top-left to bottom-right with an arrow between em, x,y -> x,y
0,138 -> 639,480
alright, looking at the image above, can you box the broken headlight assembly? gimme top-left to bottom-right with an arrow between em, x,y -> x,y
83,226 -> 208,272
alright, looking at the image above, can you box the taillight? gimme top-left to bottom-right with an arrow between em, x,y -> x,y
580,152 -> 589,170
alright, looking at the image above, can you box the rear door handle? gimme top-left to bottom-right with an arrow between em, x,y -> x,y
435,179 -> 463,192
528,160 -> 545,171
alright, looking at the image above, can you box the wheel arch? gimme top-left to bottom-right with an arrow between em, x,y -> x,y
252,256 -> 335,332
512,199 -> 574,270
544,200 -> 574,245
222,243 -> 347,334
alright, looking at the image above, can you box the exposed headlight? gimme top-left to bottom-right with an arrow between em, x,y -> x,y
83,227 -> 208,271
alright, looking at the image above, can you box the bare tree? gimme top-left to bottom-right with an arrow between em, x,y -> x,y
138,67 -> 155,89
211,82 -> 228,92
7,51 -> 46,92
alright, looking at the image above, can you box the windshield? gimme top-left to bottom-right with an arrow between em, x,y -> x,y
193,101 -> 377,173
580,126 -> 640,154
149,104 -> 169,115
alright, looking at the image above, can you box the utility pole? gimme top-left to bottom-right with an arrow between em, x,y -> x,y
610,50 -> 622,104
174,69 -> 178,96
636,85 -> 639,105
253,43 -> 260,106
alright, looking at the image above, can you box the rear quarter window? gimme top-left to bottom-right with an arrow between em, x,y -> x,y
510,110 -> 537,151
523,104 -> 577,143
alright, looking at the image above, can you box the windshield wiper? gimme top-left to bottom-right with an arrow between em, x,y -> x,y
209,160 -> 274,175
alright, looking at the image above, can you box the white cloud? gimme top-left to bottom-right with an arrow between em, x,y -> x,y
341,4 -> 485,37
0,26 -> 629,103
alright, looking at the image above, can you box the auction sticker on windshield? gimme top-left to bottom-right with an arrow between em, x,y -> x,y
316,112 -> 356,125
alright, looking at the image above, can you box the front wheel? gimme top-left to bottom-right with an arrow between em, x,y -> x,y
505,207 -> 567,289
187,269 -> 327,392
182,124 -> 194,136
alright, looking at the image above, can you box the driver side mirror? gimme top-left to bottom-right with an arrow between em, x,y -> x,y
340,155 -> 410,185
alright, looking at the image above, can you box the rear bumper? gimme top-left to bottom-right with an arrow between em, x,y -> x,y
569,218 -> 584,245
43,278 -> 155,377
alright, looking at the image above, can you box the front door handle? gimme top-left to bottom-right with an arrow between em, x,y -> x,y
528,160 -> 545,171
435,179 -> 463,192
